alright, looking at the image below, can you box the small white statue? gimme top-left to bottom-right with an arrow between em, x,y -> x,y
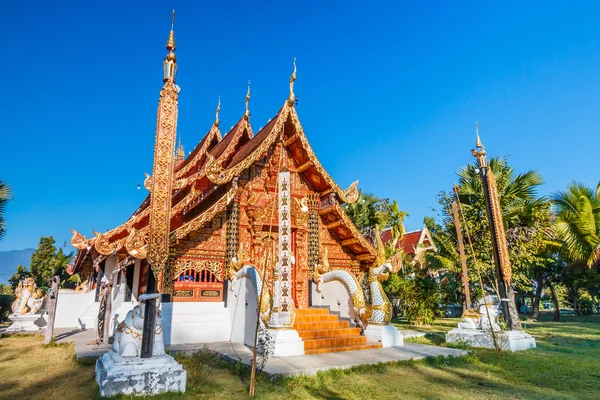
11,278 -> 44,315
458,304 -> 501,332
112,293 -> 165,357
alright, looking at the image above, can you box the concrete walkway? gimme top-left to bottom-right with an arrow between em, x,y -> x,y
52,328 -> 467,377
170,341 -> 467,377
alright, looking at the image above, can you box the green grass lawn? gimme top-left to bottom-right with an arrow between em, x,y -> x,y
1,313 -> 598,399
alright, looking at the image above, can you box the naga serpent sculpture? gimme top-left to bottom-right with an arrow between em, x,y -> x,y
367,226 -> 402,325
313,248 -> 372,330
228,245 -> 272,327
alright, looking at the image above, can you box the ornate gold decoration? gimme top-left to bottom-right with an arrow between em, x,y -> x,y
204,153 -> 227,184
244,80 -> 251,120
486,165 -> 512,285
172,259 -> 223,282
93,230 -> 125,256
144,173 -> 153,191
375,225 -> 386,267
147,14 -> 180,275
126,227 -> 148,259
71,229 -> 91,250
288,57 -> 296,106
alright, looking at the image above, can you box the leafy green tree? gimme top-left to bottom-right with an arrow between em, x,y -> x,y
30,236 -> 59,291
384,270 -> 442,326
0,283 -> 14,323
343,190 -> 408,246
8,264 -> 31,290
0,180 -> 12,241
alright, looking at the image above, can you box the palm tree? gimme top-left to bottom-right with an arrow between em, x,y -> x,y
387,200 -> 409,248
0,180 -> 12,242
552,181 -> 600,268
343,190 -> 387,235
456,157 -> 545,226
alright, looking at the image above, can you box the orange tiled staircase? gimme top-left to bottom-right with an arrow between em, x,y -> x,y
294,308 -> 382,355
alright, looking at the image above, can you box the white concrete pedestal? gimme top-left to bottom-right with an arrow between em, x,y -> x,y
6,313 -> 44,333
446,328 -> 536,352
268,329 -> 305,357
95,350 -> 186,397
365,324 -> 404,347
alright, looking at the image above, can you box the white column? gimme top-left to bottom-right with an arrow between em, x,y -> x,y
132,260 -> 141,300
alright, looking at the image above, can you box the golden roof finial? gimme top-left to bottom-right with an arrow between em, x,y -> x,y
288,57 -> 297,106
176,134 -> 185,162
166,10 -> 176,51
244,80 -> 251,120
214,96 -> 221,127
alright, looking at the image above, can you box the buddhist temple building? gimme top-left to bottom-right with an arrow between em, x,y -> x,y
58,15 -> 404,354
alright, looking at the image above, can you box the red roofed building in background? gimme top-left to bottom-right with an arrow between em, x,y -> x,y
381,224 -> 437,266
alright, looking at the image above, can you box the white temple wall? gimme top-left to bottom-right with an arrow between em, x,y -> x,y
160,302 -> 231,345
311,280 -> 354,323
53,290 -> 96,328
227,277 -> 259,347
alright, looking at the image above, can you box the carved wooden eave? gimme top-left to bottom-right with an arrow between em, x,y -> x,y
175,123 -> 222,179
169,185 -> 236,241
318,201 -> 377,262
204,102 -> 359,205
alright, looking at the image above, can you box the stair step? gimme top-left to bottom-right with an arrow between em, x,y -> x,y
305,343 -> 382,355
294,314 -> 340,323
303,336 -> 368,350
294,321 -> 350,330
297,327 -> 361,340
295,308 -> 330,315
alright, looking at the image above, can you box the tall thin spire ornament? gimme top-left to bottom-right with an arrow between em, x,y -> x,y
147,11 -> 180,280
288,57 -> 296,106
214,96 -> 221,127
244,81 -> 251,120
471,124 -> 522,330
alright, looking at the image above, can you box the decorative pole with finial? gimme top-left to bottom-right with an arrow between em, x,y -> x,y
471,123 -> 521,330
244,81 -> 251,120
142,10 -> 180,358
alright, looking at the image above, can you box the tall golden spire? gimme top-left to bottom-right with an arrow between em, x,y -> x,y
288,57 -> 297,106
148,11 -> 180,276
214,96 -> 221,127
163,10 -> 177,81
244,81 -> 251,120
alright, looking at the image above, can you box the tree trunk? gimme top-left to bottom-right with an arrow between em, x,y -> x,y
548,283 -> 560,322
572,288 -> 579,315
44,276 -> 60,345
506,286 -> 522,330
531,267 -> 543,320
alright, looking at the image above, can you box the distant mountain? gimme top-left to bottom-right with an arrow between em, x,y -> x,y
0,249 -> 34,285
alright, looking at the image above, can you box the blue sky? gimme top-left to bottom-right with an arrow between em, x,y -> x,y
1,1 -> 599,251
